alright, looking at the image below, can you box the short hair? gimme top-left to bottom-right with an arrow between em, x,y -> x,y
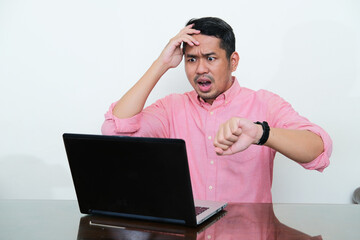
183,17 -> 235,59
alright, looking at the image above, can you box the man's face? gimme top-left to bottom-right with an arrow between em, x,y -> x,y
184,34 -> 238,104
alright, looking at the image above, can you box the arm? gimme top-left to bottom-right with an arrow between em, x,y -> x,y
112,25 -> 200,119
213,117 -> 324,164
265,127 -> 324,163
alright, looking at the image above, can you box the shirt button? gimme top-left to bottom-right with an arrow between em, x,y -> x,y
207,235 -> 212,239
210,160 -> 214,165
208,136 -> 212,140
210,111 -> 214,115
209,186 -> 213,190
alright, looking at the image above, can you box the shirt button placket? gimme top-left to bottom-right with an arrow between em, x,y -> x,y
206,109 -> 217,200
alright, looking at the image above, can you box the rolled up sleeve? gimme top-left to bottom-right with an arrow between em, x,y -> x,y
101,99 -> 170,138
101,102 -> 143,135
265,91 -> 332,172
296,123 -> 332,172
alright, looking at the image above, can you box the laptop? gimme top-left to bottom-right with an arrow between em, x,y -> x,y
63,133 -> 227,227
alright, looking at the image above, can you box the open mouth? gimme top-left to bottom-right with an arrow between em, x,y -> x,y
198,79 -> 211,87
196,76 -> 213,92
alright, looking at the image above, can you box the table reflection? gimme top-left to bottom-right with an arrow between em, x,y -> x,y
77,203 -> 322,240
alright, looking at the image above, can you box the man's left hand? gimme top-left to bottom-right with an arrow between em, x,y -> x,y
214,117 -> 263,155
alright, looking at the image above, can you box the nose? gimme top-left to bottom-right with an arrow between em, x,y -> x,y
195,59 -> 209,75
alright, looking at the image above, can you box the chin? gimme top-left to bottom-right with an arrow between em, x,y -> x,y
199,93 -> 217,103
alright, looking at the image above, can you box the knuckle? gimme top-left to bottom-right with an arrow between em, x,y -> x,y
217,136 -> 225,144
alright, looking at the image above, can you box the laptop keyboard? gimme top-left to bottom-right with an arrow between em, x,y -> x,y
195,206 -> 209,216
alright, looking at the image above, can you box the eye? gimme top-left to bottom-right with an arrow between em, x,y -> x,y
208,56 -> 215,61
187,57 -> 196,62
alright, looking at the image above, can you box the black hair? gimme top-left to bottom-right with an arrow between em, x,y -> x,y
184,17 -> 235,59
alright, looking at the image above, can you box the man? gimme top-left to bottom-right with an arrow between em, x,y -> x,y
102,17 -> 332,202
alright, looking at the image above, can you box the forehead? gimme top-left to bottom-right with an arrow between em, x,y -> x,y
184,34 -> 224,55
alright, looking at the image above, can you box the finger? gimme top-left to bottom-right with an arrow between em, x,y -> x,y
223,134 -> 253,155
214,118 -> 245,156
223,123 -> 241,143
214,127 -> 228,148
183,24 -> 201,34
216,145 -> 236,156
180,34 -> 200,46
179,25 -> 201,39
170,34 -> 198,49
176,27 -> 200,46
214,141 -> 231,152
183,28 -> 201,35
214,127 -> 236,150
229,118 -> 242,136
220,148 -> 236,155
215,146 -> 224,155
215,120 -> 241,149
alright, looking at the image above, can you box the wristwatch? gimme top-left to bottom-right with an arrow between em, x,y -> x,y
254,121 -> 270,145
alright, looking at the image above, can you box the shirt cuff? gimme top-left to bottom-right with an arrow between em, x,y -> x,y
104,102 -> 142,134
298,125 -> 333,172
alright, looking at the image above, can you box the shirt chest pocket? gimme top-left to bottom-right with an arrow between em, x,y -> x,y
225,148 -> 258,163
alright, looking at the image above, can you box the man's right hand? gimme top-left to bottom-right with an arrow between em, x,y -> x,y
157,24 -> 200,70
112,25 -> 200,120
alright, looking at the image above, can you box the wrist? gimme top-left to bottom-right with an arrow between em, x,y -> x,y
254,124 -> 263,144
254,121 -> 270,145
151,59 -> 170,77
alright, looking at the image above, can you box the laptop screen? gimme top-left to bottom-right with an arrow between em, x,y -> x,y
64,134 -> 197,225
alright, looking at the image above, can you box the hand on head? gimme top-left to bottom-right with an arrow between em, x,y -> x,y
158,24 -> 200,69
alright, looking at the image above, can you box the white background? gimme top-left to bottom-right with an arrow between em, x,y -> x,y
0,0 -> 359,203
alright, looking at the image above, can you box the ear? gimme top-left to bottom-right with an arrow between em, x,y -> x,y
230,51 -> 240,72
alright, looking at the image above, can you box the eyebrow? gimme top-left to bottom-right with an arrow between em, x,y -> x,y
185,52 -> 217,58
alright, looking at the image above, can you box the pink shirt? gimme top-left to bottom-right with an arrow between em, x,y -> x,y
102,78 -> 332,203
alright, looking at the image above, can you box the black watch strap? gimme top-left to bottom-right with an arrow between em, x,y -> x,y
254,121 -> 270,145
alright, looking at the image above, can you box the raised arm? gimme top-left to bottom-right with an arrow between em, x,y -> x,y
112,25 -> 200,119
213,117 -> 324,164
